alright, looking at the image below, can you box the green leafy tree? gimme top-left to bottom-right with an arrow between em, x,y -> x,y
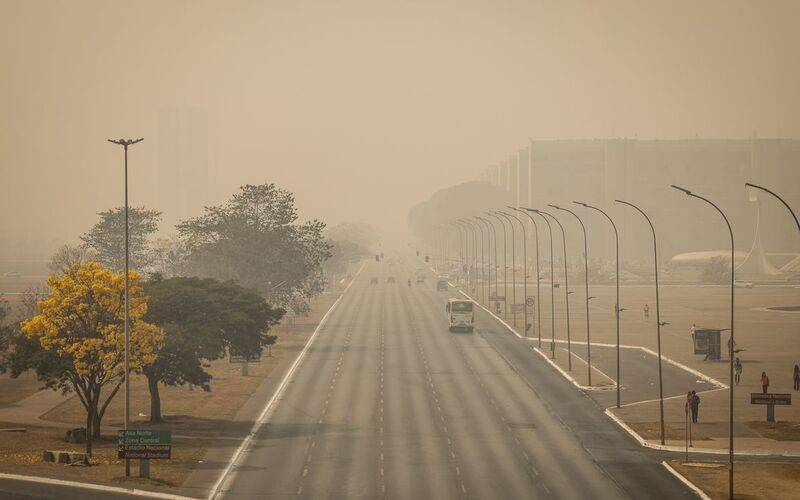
143,276 -> 283,422
177,184 -> 331,311
10,263 -> 163,453
81,207 -> 161,271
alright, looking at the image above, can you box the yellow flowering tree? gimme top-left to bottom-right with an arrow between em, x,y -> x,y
18,262 -> 163,455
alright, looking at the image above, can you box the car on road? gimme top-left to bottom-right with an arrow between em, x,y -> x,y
2,271 -> 21,278
446,298 -> 474,332
734,280 -> 754,288
387,276 -> 396,283
436,279 -> 448,291
370,277 -> 379,285
415,275 -> 425,283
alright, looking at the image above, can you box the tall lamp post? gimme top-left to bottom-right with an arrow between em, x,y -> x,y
576,201 -> 622,407
513,207 -> 542,347
460,219 -> 478,294
671,185 -> 735,499
525,208 -> 557,359
541,207 -> 573,370
503,210 -> 528,336
615,199 -> 666,446
471,217 -> 487,304
494,211 -> 518,327
476,216 -> 495,304
450,222 -> 465,286
553,205 -> 592,385
479,216 -> 499,305
108,137 -> 143,478
487,212 -> 509,318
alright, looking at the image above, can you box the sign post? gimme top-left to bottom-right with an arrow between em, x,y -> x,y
230,352 -> 261,376
118,430 -> 172,478
750,393 -> 791,422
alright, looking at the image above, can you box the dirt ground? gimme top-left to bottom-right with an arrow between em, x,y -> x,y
668,460 -> 800,499
0,371 -> 42,405
0,288 -> 339,491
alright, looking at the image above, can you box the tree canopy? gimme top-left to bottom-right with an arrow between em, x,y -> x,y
142,276 -> 283,422
176,184 -> 331,313
81,207 -> 161,271
9,263 -> 163,452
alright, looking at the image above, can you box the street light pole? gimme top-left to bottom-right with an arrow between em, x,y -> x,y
513,207 -> 542,347
480,216 -> 499,304
744,183 -> 800,233
461,219 -> 478,294
476,217 -> 494,305
525,208 -> 557,359
576,201 -> 622,407
472,217 -> 487,304
450,222 -> 465,285
553,205 -> 592,385
503,209 -> 528,336
487,212 -> 508,318
108,137 -> 143,479
615,199 -> 666,446
672,185 -> 736,500
495,211 -> 517,327
543,207 -> 572,371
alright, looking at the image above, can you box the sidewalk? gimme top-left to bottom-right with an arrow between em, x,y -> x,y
0,388 -> 74,429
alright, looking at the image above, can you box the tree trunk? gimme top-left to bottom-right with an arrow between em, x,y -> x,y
85,400 -> 93,456
92,412 -> 102,438
147,374 -> 163,423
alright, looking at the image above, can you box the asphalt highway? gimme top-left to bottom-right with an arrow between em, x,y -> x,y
218,258 -> 695,499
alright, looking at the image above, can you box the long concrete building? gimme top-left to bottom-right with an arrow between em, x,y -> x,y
481,138 -> 800,271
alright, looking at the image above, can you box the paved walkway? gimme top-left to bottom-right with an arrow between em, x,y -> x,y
0,388 -> 74,429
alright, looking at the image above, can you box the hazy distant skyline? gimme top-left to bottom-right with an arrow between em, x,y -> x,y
2,0 -> 799,255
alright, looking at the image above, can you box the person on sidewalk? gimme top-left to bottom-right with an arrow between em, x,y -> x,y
685,391 -> 693,415
793,364 -> 799,391
690,390 -> 700,423
644,303 -> 650,319
761,371 -> 770,394
734,357 -> 742,385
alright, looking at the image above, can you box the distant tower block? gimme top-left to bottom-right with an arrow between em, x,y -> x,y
736,201 -> 781,275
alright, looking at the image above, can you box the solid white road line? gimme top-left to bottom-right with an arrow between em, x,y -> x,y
0,472 -> 197,499
207,262 -> 365,500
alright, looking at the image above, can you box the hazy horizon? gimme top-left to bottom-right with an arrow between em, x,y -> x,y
2,0 -> 799,257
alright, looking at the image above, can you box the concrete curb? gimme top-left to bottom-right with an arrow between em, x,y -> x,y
661,462 -> 711,500
0,472 -> 198,499
450,280 -> 800,460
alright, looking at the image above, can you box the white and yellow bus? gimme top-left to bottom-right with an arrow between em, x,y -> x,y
446,298 -> 474,332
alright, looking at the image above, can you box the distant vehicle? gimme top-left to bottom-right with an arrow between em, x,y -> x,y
370,277 -> 379,285
3,271 -> 20,278
436,279 -> 448,291
446,299 -> 474,332
387,276 -> 396,283
415,275 -> 425,283
734,281 -> 754,288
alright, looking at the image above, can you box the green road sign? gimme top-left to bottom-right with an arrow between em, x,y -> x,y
118,430 -> 172,459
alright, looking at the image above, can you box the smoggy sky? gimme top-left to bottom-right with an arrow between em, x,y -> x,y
1,0 -> 799,255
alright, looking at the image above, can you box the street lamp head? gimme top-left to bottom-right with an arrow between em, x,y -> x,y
573,201 -> 588,207
671,185 -> 692,196
547,203 -> 561,210
108,138 -> 144,146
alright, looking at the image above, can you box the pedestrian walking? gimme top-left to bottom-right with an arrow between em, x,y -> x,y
644,303 -> 650,319
690,390 -> 700,423
734,357 -> 742,385
685,391 -> 693,415
761,371 -> 770,394
690,323 -> 697,339
793,364 -> 799,391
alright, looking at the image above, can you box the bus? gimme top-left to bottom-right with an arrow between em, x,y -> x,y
446,298 -> 474,332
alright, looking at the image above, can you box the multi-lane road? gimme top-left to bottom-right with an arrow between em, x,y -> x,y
217,258 -> 696,499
